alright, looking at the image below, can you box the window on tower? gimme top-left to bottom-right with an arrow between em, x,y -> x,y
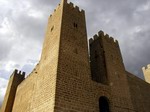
73,23 -> 78,29
51,26 -> 54,32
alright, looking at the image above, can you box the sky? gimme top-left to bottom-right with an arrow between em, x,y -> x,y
0,0 -> 150,106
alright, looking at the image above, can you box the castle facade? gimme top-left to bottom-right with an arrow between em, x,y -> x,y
1,0 -> 150,112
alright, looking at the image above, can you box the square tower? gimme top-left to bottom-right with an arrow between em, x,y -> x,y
11,0 -> 91,111
0,70 -> 25,112
89,31 -> 134,111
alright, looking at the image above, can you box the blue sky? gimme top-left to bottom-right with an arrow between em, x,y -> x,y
0,0 -> 150,105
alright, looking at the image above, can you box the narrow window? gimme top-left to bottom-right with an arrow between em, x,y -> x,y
76,24 -> 78,28
51,26 -> 54,32
73,23 -> 78,29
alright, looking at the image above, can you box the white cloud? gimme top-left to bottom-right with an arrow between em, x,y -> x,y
0,78 -> 8,105
28,9 -> 44,19
136,2 -> 150,12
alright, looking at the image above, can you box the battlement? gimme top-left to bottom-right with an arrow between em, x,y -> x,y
10,69 -> 26,78
67,2 -> 85,13
142,64 -> 150,71
89,30 -> 118,46
50,0 -> 85,18
50,3 -> 61,18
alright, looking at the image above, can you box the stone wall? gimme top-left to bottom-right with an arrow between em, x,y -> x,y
89,31 -> 134,112
127,71 -> 150,112
12,0 -> 65,111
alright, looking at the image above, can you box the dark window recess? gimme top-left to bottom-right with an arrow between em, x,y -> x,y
90,49 -> 108,85
73,23 -> 78,28
99,97 -> 110,112
51,26 -> 54,32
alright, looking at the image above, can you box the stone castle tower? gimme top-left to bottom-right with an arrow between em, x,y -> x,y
143,64 -> 150,83
1,0 -> 150,112
0,70 -> 25,112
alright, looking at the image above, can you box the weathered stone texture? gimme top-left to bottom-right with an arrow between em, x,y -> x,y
12,1 -> 65,111
1,0 -> 150,112
127,71 -> 150,112
0,70 -> 25,112
89,32 -> 134,112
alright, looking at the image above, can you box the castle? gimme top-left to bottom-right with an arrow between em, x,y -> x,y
1,0 -> 150,111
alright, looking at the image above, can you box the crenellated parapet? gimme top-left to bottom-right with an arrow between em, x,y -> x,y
89,30 -> 119,47
11,69 -> 25,78
143,64 -> 150,83
50,3 -> 61,18
142,64 -> 150,71
49,0 -> 85,18
67,2 -> 85,14
14,69 -> 25,76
